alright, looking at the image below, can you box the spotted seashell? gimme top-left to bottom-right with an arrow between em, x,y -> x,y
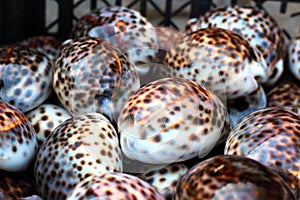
0,46 -> 53,112
118,77 -> 229,165
175,155 -> 295,199
0,99 -> 38,172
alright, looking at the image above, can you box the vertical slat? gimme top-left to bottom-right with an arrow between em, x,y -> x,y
280,0 -> 288,13
27,0 -> 46,38
91,0 -> 97,10
57,0 -> 73,40
231,0 -> 238,5
115,0 -> 122,6
140,0 -> 147,17
164,0 -> 172,26
190,0 -> 212,18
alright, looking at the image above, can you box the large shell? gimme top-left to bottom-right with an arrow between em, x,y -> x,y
66,172 -> 164,200
118,77 -> 229,165
164,27 -> 268,100
34,113 -> 122,199
225,107 -> 300,197
175,155 -> 295,199
71,6 -> 158,75
53,37 -> 140,121
0,46 -> 53,112
186,5 -> 286,85
0,99 -> 38,172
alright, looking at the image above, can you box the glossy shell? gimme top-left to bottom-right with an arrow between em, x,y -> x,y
26,103 -> 72,146
118,77 -> 229,164
53,37 -> 140,121
175,155 -> 295,199
0,99 -> 38,172
163,27 -> 268,100
138,163 -> 188,199
34,113 -> 122,199
71,6 -> 158,75
225,107 -> 300,197
288,35 -> 300,80
66,172 -> 164,200
18,35 -> 62,64
186,5 -> 286,85
0,46 -> 53,112
267,81 -> 300,113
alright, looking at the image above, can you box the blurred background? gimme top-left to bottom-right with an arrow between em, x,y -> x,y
0,0 -> 299,45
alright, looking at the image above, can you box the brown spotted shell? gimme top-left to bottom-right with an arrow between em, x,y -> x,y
0,45 -> 53,112
34,113 -> 122,199
288,34 -> 300,80
186,5 -> 286,85
53,37 -> 140,121
66,172 -> 165,200
267,81 -> 300,113
163,27 -> 268,100
70,6 -> 158,75
0,99 -> 38,172
26,103 -> 72,146
138,163 -> 188,199
0,170 -> 38,199
225,107 -> 300,197
175,155 -> 295,199
18,35 -> 62,64
118,77 -> 229,165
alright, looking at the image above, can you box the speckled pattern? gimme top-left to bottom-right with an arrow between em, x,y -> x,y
0,99 -> 38,172
66,172 -> 165,200
53,37 -> 140,121
267,81 -> 300,113
186,5 -> 286,85
0,170 -> 38,199
118,77 -> 229,164
34,113 -> 122,200
225,107 -> 300,197
175,155 -> 295,200
0,45 -> 53,112
26,103 -> 72,146
288,34 -> 300,80
70,6 -> 158,75
138,163 -> 188,199
163,27 -> 268,100
18,35 -> 62,64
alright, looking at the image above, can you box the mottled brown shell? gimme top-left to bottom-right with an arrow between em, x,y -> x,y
164,27 -> 268,100
175,155 -> 295,199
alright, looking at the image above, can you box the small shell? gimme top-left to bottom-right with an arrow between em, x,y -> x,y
164,27 -> 268,100
288,34 -> 300,80
118,77 -> 229,165
0,46 -> 53,112
26,103 -> 72,146
34,113 -> 122,199
71,6 -> 158,75
66,172 -> 165,200
18,35 -> 62,65
267,81 -> 300,113
138,163 -> 188,199
225,107 -> 300,197
53,37 -> 140,121
0,99 -> 38,172
175,155 -> 295,199
186,5 -> 286,85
